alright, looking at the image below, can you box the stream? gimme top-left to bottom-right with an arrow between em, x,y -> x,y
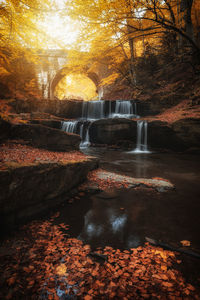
54,148 -> 200,251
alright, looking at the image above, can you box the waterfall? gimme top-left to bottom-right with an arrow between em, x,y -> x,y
82,100 -> 105,120
110,100 -> 138,118
62,121 -> 91,149
79,123 -> 84,139
82,100 -> 138,120
115,100 -> 133,115
132,120 -> 150,153
62,121 -> 78,134
80,123 -> 91,149
61,100 -> 145,151
82,102 -> 88,119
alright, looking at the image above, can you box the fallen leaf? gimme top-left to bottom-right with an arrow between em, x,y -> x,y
56,264 -> 67,276
180,240 -> 191,247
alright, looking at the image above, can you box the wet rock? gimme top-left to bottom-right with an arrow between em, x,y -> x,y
90,118 -> 137,145
11,99 -> 83,119
85,184 -> 101,192
11,123 -> 80,151
0,117 -> 11,142
93,170 -> 174,192
30,119 -> 62,129
172,118 -> 200,149
0,157 -> 98,231
30,112 -> 54,119
148,120 -> 186,151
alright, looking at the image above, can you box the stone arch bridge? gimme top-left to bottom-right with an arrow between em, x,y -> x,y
36,50 -> 111,100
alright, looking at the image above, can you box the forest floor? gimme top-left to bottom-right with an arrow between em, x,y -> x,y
146,99 -> 200,123
0,140 -> 88,169
0,204 -> 200,300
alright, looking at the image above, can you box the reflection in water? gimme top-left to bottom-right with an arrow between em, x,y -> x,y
77,196 -> 141,249
110,214 -> 127,233
127,235 -> 141,248
86,223 -> 103,238
83,147 -> 150,178
58,149 -> 200,250
134,155 -> 148,178
111,155 -> 149,178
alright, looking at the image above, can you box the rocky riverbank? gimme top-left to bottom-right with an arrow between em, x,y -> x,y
0,142 -> 98,231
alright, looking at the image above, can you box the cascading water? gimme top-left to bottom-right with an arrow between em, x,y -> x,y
61,100 -> 149,152
62,121 -> 78,134
79,123 -> 84,140
115,100 -> 133,116
108,100 -> 138,118
130,120 -> 150,153
82,101 -> 105,120
80,125 -> 91,149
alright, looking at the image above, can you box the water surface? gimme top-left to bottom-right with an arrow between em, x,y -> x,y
55,148 -> 200,251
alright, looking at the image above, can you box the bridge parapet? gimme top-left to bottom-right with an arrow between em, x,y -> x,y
35,50 -> 111,100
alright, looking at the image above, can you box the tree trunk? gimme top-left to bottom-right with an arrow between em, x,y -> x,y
181,0 -> 194,42
128,36 -> 136,86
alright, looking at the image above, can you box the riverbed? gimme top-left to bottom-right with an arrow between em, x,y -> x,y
54,148 -> 200,251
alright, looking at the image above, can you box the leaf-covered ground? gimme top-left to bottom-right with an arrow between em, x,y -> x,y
146,100 -> 200,124
0,141 -> 87,167
0,214 -> 199,300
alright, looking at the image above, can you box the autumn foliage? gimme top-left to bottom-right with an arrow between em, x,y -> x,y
0,142 -> 87,168
0,213 -> 199,300
152,100 -> 200,124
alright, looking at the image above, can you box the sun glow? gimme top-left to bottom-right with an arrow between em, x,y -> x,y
54,74 -> 98,100
39,1 -> 80,49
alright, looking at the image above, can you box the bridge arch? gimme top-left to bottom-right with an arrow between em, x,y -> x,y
50,67 -> 103,100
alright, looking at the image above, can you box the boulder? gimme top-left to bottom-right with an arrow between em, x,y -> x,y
172,118 -> 200,149
147,120 -> 186,151
90,118 -> 137,145
92,169 -> 174,192
11,123 -> 80,151
0,117 -> 11,142
0,158 -> 98,230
